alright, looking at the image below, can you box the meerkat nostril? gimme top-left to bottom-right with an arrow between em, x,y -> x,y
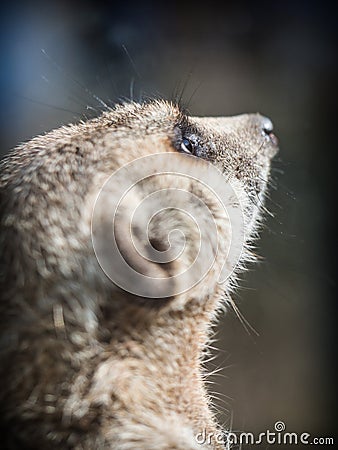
261,116 -> 274,135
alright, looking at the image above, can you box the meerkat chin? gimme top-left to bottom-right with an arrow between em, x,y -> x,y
0,100 -> 278,449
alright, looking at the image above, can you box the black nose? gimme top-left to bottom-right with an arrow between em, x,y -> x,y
261,116 -> 278,147
261,116 -> 274,135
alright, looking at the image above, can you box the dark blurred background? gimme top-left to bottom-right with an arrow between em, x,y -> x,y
1,0 -> 336,446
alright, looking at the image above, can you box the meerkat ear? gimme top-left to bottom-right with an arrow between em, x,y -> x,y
91,185 -> 177,299
90,151 -> 232,301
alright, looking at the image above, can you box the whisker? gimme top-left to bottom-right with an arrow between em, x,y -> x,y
17,94 -> 80,116
184,80 -> 204,111
177,66 -> 195,107
225,296 -> 259,338
129,78 -> 135,102
41,49 -> 111,111
121,44 -> 142,80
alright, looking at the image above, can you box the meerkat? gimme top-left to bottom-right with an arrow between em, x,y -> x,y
0,99 -> 278,449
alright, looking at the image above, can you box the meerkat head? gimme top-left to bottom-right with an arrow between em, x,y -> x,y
0,98 -> 279,353
0,99 -> 278,449
86,100 -> 278,307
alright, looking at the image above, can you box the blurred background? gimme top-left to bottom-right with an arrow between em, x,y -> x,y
1,0 -> 336,446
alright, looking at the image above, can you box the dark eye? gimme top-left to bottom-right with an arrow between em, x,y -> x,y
180,138 -> 194,154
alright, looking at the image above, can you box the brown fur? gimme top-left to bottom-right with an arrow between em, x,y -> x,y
0,100 -> 278,448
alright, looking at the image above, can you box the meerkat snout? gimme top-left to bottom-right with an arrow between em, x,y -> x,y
257,114 -> 279,152
262,119 -> 279,149
261,115 -> 274,134
0,100 -> 278,449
